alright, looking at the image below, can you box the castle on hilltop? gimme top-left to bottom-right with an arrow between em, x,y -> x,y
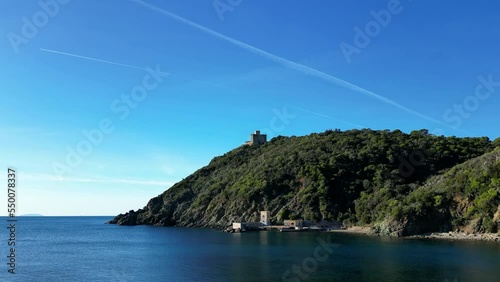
245,130 -> 267,146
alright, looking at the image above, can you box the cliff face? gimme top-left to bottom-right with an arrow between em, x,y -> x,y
109,129 -> 500,236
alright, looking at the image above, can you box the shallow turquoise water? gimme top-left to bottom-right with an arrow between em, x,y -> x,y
1,216 -> 499,281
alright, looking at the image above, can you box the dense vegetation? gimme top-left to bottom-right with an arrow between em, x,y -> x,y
110,129 -> 500,236
386,148 -> 500,235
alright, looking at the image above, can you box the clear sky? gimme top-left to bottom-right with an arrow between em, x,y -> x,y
1,0 -> 499,216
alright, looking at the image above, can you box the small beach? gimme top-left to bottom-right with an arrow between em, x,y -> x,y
328,226 -> 373,234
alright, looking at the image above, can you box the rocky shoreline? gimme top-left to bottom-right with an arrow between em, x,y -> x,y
327,226 -> 500,242
108,217 -> 500,242
407,231 -> 500,242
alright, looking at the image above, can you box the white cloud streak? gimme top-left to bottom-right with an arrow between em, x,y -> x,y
40,48 -> 153,72
291,106 -> 365,129
132,0 -> 453,129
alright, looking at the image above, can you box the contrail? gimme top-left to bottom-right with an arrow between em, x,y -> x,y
132,0 -> 453,129
291,106 -> 365,129
40,48 -> 154,72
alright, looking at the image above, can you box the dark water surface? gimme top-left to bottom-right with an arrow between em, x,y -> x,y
1,217 -> 499,281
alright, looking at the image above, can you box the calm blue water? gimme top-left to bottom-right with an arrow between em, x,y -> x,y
0,217 -> 499,281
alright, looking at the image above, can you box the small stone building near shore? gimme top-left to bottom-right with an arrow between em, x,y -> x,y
232,223 -> 244,230
232,222 -> 262,231
284,220 -> 304,228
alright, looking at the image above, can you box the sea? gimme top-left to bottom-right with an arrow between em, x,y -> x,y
1,216 -> 499,282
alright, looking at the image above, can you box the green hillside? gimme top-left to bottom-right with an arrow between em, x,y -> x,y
109,129 -> 500,236
379,147 -> 500,236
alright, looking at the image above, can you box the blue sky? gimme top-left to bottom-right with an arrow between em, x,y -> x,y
1,0 -> 499,216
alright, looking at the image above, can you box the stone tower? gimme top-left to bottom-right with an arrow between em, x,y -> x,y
245,130 -> 267,146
